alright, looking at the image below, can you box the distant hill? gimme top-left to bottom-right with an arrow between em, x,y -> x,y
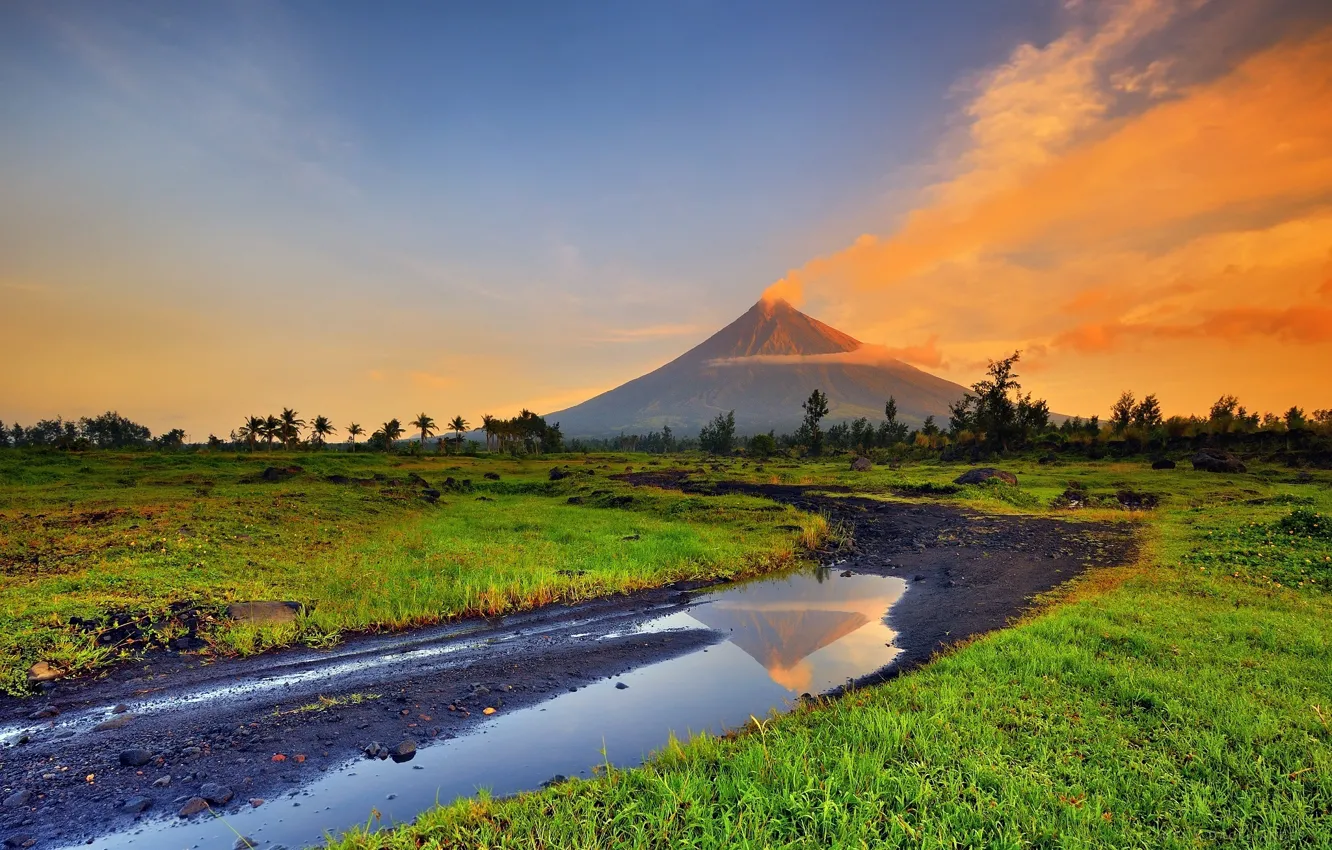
548,298 -> 968,438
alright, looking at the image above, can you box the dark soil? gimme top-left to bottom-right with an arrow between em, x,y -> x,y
616,471 -> 1138,690
0,479 -> 1136,847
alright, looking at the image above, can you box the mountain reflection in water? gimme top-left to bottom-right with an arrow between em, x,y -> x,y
689,571 -> 905,692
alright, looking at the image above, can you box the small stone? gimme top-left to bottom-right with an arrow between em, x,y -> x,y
112,704 -> 129,714
234,837 -> 258,850
152,776 -> 171,788
2,790 -> 31,808
178,797 -> 209,817
615,682 -> 628,690
26,662 -> 62,683
180,746 -> 202,757
119,749 -> 153,768
26,707 -> 58,720
93,714 -> 135,731
389,741 -> 416,763
121,795 -> 152,814
363,742 -> 382,758
249,798 -> 264,808
2,835 -> 33,849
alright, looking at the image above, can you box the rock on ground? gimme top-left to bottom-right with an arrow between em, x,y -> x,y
1191,448 -> 1246,473
26,662 -> 63,683
224,601 -> 302,625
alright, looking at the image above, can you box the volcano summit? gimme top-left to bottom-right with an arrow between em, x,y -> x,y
549,298 -> 967,437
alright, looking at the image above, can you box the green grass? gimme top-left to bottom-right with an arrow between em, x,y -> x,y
325,458 -> 1332,850
0,450 -> 825,695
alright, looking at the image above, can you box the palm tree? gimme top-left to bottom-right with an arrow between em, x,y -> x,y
310,415 -> 335,448
380,418 -> 404,452
346,423 -> 364,452
279,408 -> 306,448
480,414 -> 495,452
262,415 -> 280,450
411,413 -> 437,450
448,416 -> 469,454
239,415 -> 265,450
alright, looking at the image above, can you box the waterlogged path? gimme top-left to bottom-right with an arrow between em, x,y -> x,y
0,490 -> 1136,850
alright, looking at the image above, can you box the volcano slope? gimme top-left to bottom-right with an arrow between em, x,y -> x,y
548,297 -> 966,437
326,459 -> 1332,850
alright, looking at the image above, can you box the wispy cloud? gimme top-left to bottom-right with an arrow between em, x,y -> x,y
589,323 -> 708,343
706,340 -> 946,370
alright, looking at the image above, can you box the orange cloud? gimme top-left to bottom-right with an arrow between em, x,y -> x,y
768,5 -> 1332,416
880,336 -> 947,369
1053,304 -> 1332,353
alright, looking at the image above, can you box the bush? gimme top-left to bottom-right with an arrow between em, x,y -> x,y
1277,508 -> 1330,540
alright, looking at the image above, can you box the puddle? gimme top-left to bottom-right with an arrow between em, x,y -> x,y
74,570 -> 906,850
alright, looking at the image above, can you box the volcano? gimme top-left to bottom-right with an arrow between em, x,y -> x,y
548,297 -> 968,437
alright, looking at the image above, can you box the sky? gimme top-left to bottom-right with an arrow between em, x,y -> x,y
2,0 -> 1330,439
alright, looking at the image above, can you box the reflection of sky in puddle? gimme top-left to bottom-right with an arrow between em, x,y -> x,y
79,571 -> 906,850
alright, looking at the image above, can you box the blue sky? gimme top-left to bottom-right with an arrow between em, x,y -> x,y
3,0 -> 1330,437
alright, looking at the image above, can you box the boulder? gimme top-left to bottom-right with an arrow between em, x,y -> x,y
224,601 -> 302,626
389,740 -> 416,763
1191,449 -> 1246,474
850,456 -> 872,472
549,467 -> 569,481
2,790 -> 30,808
953,468 -> 1018,486
1151,458 -> 1177,470
483,472 -> 501,481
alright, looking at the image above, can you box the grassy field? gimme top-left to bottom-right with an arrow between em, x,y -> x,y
323,457 -> 1332,849
0,451 -> 825,695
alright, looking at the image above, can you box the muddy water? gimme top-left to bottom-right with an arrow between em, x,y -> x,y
78,570 -> 906,850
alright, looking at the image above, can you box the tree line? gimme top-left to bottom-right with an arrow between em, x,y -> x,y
4,351 -> 1327,457
0,408 -> 564,454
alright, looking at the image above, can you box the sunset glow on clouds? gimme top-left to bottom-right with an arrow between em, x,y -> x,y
2,0 -> 1330,437
774,1 -> 1332,415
